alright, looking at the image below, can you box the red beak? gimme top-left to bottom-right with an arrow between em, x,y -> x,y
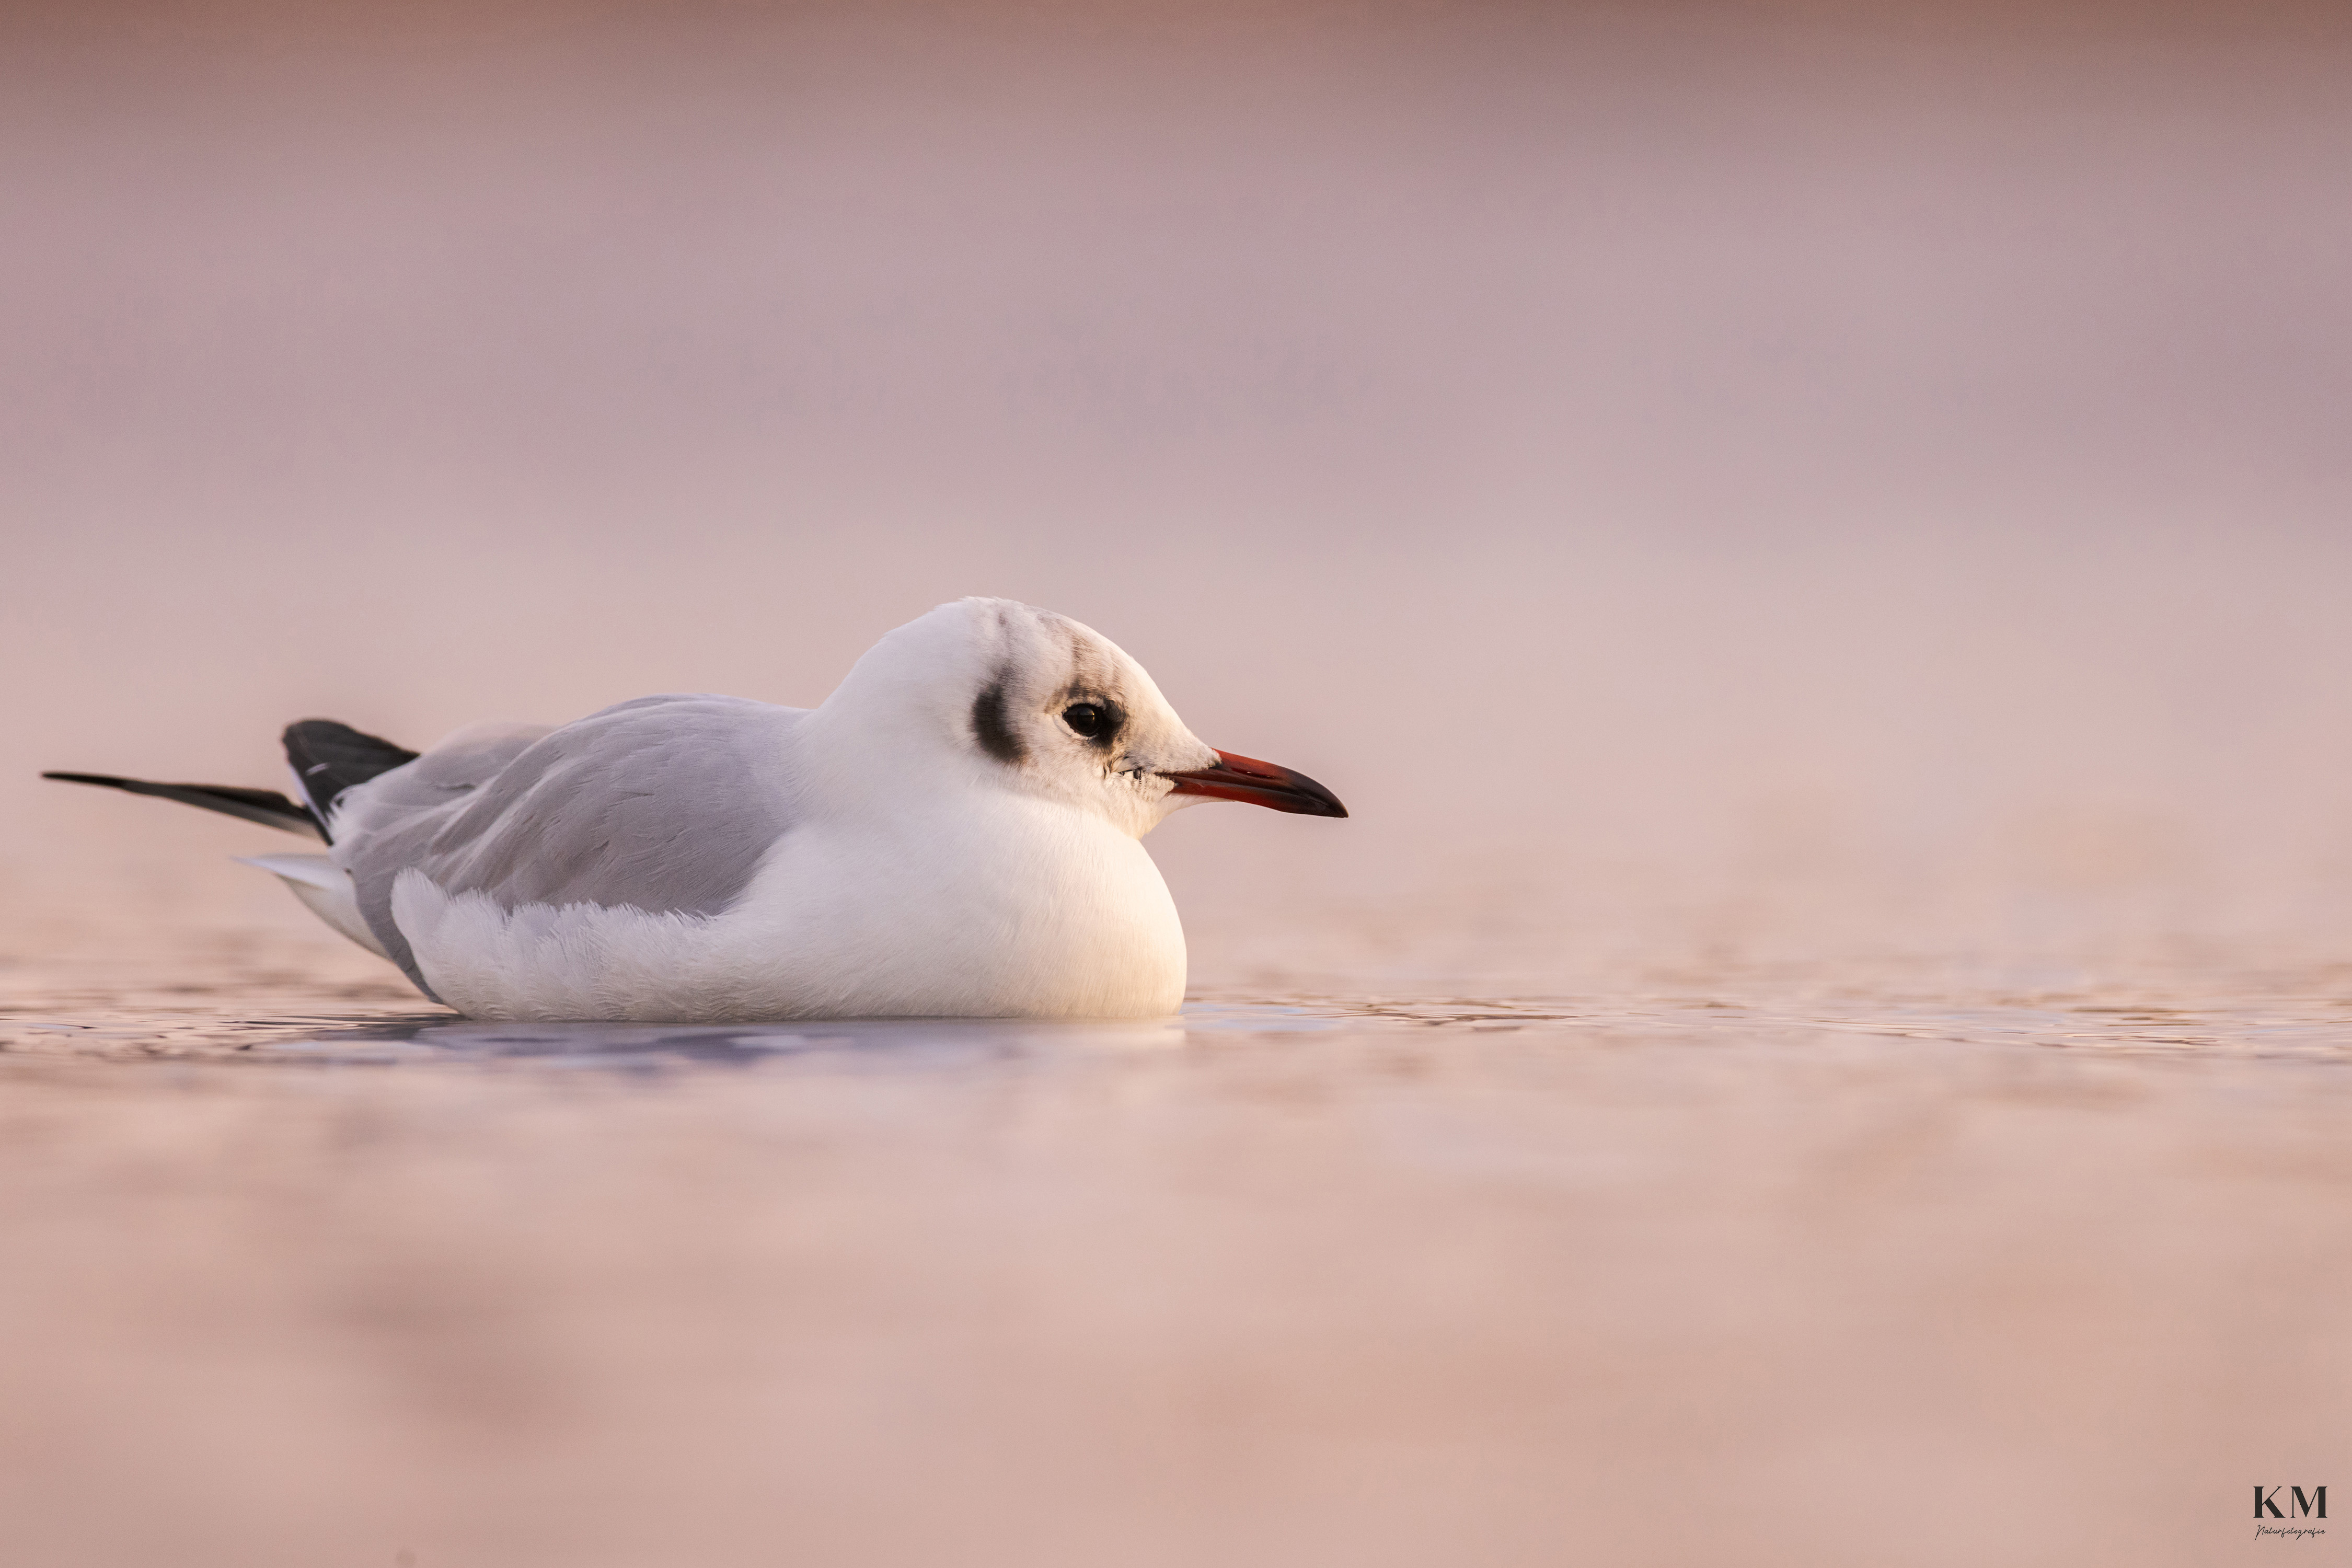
1162,750 -> 1348,818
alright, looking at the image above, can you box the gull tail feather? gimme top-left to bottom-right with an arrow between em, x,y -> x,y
237,854 -> 390,959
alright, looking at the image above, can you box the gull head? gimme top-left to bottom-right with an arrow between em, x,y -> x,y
816,597 -> 1347,837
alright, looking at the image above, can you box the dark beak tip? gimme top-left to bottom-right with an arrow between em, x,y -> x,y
1290,785 -> 1349,820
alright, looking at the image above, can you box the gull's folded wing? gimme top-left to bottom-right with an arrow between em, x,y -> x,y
330,697 -> 802,996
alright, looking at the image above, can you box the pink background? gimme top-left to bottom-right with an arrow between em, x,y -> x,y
7,0 -> 2351,986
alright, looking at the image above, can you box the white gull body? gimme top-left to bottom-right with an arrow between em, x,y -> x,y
241,598 -> 1344,1022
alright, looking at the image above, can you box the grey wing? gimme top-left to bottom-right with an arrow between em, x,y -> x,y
332,697 -> 801,996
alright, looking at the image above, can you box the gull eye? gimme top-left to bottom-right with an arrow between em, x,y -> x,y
1062,702 -> 1115,741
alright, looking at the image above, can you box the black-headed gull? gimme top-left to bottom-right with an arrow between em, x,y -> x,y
44,598 -> 1346,1021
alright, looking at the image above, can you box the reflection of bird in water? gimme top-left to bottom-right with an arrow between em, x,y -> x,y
44,598 -> 1345,1022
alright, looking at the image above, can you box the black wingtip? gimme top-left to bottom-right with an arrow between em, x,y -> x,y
42,770 -> 327,840
282,719 -> 419,819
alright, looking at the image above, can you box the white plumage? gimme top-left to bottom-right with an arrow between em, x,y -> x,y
213,598 -> 1345,1022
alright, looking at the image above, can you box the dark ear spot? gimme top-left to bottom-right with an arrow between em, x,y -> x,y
972,678 -> 1026,765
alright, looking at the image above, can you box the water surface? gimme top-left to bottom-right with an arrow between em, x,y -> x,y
4,931 -> 2346,1568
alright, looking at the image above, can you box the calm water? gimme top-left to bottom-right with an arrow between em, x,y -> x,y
4,924 -> 2348,1568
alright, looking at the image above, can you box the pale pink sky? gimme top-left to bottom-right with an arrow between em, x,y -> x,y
7,1 -> 2351,981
